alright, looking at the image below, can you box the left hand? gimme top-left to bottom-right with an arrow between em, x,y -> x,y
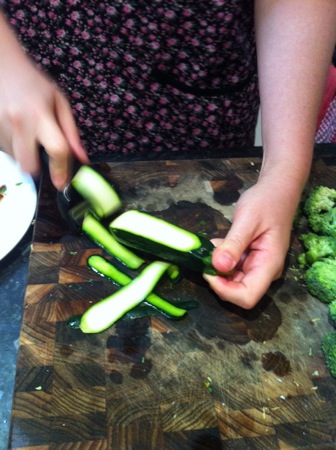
204,179 -> 297,309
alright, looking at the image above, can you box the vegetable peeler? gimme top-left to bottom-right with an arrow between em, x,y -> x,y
56,160 -> 123,232
40,150 -> 89,232
56,159 -> 91,232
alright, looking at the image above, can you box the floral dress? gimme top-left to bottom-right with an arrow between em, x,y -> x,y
1,0 -> 259,157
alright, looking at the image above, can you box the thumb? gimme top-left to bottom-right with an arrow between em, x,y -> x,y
37,114 -> 72,190
212,219 -> 257,273
54,90 -> 89,164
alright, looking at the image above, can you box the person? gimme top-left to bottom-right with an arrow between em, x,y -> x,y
0,1 -> 335,309
315,49 -> 336,143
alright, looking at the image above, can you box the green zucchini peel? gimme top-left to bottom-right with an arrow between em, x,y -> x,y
82,213 -> 145,269
79,261 -> 176,333
87,255 -> 186,318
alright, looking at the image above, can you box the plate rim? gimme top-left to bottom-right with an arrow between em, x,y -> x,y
0,151 -> 37,260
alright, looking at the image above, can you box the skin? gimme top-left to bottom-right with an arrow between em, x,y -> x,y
0,1 -> 336,308
207,0 -> 336,308
0,11 -> 89,188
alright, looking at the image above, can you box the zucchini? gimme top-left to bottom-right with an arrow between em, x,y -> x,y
82,213 -> 145,269
71,165 -> 122,219
87,254 -> 186,318
79,261 -> 174,333
110,210 -> 219,274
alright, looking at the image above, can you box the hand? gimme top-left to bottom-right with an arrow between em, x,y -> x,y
204,180 -> 298,309
0,51 -> 89,190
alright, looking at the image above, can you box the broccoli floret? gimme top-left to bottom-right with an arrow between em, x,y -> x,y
303,186 -> 336,237
329,300 -> 336,327
308,208 -> 336,237
321,332 -> 336,378
304,259 -> 336,304
304,186 -> 336,215
298,232 -> 336,266
297,252 -> 308,267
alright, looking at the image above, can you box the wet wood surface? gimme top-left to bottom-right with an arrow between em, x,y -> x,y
8,156 -> 336,449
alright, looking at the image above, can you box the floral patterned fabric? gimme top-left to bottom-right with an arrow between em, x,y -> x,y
315,64 -> 336,143
1,1 -> 259,156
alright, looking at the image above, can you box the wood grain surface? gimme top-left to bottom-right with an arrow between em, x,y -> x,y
8,157 -> 336,449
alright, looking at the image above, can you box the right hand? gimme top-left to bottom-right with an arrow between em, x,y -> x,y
204,175 -> 301,309
0,53 -> 89,190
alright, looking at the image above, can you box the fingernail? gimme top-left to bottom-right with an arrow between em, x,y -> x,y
218,252 -> 235,270
53,174 -> 68,191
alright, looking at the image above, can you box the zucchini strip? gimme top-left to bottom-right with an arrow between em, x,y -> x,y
111,210 -> 202,251
110,210 -> 219,273
79,261 -> 175,333
71,165 -> 122,218
82,213 -> 145,269
87,255 -> 186,318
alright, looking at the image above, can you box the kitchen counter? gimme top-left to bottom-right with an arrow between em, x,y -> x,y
0,145 -> 336,450
0,227 -> 33,450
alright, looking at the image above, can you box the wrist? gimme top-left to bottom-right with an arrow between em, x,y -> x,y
259,147 -> 313,194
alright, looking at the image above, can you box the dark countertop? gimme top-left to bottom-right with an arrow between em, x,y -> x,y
0,227 -> 33,449
0,144 -> 335,450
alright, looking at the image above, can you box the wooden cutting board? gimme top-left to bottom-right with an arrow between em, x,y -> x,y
9,156 -> 336,449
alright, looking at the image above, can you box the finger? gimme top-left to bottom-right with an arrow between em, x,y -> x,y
0,137 -> 15,159
10,116 -> 40,176
211,238 -> 224,247
0,123 -> 14,156
204,267 -> 273,310
205,247 -> 283,309
54,90 -> 89,164
211,216 -> 259,273
37,114 -> 72,190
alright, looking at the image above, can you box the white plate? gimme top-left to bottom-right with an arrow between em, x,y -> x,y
0,151 -> 37,260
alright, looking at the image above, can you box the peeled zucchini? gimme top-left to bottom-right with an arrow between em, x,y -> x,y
71,165 -> 122,219
110,210 -> 218,274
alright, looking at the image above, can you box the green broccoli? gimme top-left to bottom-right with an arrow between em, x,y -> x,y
329,300 -> 336,327
304,259 -> 336,304
297,232 -> 336,266
304,186 -> 336,215
321,332 -> 336,378
304,186 -> 336,237
300,187 -> 336,380
308,208 -> 336,237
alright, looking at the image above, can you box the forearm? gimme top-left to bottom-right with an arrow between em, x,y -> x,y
255,0 -> 336,201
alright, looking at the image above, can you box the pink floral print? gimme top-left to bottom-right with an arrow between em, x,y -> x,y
1,0 -> 259,156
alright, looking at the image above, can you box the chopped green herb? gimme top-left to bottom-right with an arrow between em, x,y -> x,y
0,184 -> 7,200
204,377 -> 213,393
